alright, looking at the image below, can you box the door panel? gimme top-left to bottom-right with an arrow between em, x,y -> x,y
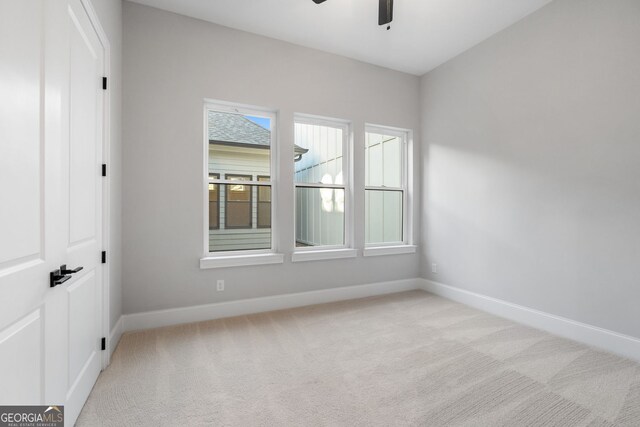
0,310 -> 43,404
68,4 -> 99,245
67,271 -> 98,387
0,0 -> 44,268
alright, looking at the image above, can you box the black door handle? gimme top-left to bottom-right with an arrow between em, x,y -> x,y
50,265 -> 83,288
60,264 -> 83,275
50,270 -> 71,288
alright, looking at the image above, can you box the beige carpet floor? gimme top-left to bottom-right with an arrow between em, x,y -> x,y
78,290 -> 640,426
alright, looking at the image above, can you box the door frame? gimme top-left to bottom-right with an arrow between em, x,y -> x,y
80,0 -> 112,369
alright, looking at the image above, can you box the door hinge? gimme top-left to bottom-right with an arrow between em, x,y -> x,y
102,77 -> 107,90
102,164 -> 107,177
101,337 -> 106,351
101,251 -> 106,264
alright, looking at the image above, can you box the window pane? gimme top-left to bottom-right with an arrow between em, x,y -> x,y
365,132 -> 402,187
209,184 -> 271,252
208,110 -> 271,178
226,175 -> 252,228
294,122 -> 343,185
295,187 -> 344,247
365,189 -> 403,244
257,176 -> 271,229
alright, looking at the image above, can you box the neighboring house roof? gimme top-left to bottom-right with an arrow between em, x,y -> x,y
209,111 -> 270,147
208,111 -> 308,156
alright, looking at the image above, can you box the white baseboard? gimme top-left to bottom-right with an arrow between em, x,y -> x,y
117,277 -> 640,362
108,315 -> 123,357
122,278 -> 421,332
419,279 -> 640,362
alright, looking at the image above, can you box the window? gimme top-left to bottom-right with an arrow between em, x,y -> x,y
206,104 -> 275,253
365,126 -> 408,246
257,176 -> 271,228
294,117 -> 349,249
208,173 -> 220,230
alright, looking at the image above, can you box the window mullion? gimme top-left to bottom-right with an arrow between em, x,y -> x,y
365,186 -> 404,191
294,183 -> 345,190
212,179 -> 270,186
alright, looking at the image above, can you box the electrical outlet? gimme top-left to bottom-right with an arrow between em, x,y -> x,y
431,263 -> 438,274
216,279 -> 224,291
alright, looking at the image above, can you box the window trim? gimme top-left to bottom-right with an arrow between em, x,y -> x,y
291,248 -> 358,263
363,245 -> 416,257
364,124 -> 412,248
224,174 -> 254,229
202,100 -> 279,261
293,114 -> 352,253
200,252 -> 284,269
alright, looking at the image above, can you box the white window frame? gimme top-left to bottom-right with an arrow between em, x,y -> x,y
292,114 -> 356,262
200,100 -> 283,269
363,124 -> 415,256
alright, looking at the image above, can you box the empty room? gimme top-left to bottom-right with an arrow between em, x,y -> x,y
1,0 -> 639,425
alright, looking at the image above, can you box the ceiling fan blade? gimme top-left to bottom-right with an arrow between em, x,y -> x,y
378,0 -> 394,26
312,0 -> 327,3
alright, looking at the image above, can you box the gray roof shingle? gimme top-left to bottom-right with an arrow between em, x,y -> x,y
208,111 -> 270,147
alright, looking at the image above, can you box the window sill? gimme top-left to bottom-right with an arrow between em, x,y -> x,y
363,245 -> 417,257
200,253 -> 284,269
291,248 -> 358,263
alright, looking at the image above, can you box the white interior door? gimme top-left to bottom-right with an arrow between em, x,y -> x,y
0,0 -> 55,406
62,0 -> 105,423
0,1 -> 106,425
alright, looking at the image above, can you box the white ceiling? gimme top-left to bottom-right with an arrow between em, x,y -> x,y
129,0 -> 553,75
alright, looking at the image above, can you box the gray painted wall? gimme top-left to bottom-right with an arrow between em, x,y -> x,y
92,0 -> 123,331
122,2 -> 421,315
421,0 -> 640,338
